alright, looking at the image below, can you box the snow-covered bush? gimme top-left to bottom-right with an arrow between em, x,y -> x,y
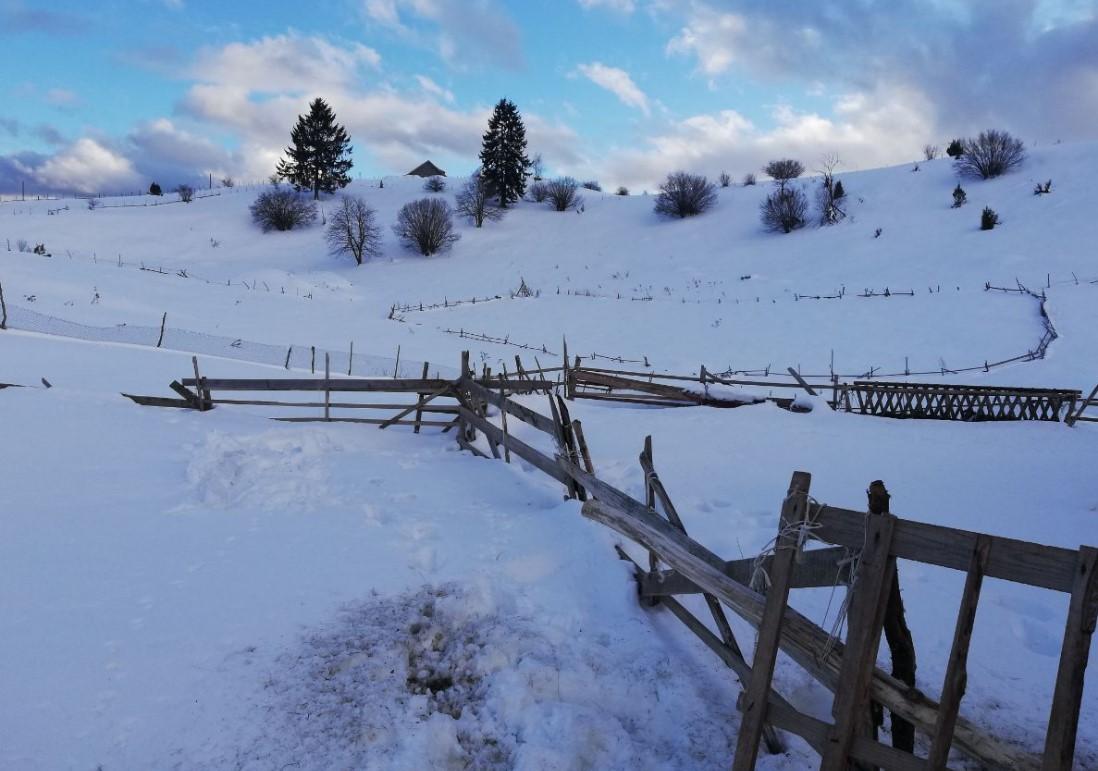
760,187 -> 808,233
250,187 -> 318,232
220,177 -> 234,188
423,176 -> 446,193
176,184 -> 195,203
326,195 -> 382,264
653,172 -> 717,219
528,181 -> 548,202
455,176 -> 504,228
545,177 -> 583,212
955,130 -> 1026,179
980,206 -> 1000,230
952,184 -> 967,208
581,180 -> 601,191
393,198 -> 460,256
86,198 -> 100,211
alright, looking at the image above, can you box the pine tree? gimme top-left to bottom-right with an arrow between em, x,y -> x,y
276,98 -> 353,200
479,98 -> 530,208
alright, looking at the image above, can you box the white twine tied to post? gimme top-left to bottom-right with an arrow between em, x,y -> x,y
814,509 -> 873,666
747,493 -> 827,594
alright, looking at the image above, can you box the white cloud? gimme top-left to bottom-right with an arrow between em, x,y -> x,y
191,33 -> 380,95
35,138 -> 140,193
578,0 -> 636,12
576,62 -> 650,115
363,0 -> 523,70
596,84 -> 936,190
414,74 -> 454,102
44,87 -> 79,108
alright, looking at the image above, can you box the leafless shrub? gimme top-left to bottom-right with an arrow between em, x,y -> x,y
923,144 -> 940,161
176,184 -> 195,203
250,187 -> 318,232
817,154 -> 846,225
423,176 -> 446,193
954,129 -> 1026,179
760,186 -> 808,233
615,186 -> 629,196
742,173 -> 757,186
221,177 -> 235,188
86,197 -> 100,211
718,171 -> 731,187
326,195 -> 382,264
763,159 -> 804,189
528,181 -> 548,202
581,180 -> 601,191
455,176 -> 503,228
393,198 -> 460,256
531,153 -> 544,181
545,177 -> 583,211
654,172 -> 717,218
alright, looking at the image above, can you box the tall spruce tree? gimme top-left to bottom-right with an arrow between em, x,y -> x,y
276,98 -> 353,200
479,98 -> 530,208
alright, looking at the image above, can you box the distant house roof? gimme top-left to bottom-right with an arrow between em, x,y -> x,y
407,160 -> 446,177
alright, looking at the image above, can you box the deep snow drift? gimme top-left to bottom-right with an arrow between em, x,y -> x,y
1,143 -> 1097,769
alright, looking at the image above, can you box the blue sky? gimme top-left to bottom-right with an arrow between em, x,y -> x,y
2,0 -> 1096,193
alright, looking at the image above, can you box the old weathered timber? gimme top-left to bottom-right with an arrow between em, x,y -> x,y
842,381 -> 1079,422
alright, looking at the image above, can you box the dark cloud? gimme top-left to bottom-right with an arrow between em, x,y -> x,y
665,0 -> 1098,141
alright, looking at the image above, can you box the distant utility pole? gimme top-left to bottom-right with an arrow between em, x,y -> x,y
21,180 -> 25,201
209,173 -> 212,190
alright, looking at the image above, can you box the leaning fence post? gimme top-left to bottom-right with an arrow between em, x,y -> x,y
324,353 -> 331,421
867,480 -> 917,754
0,279 -> 7,330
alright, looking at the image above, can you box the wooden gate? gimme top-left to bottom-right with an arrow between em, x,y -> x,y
839,381 -> 1080,422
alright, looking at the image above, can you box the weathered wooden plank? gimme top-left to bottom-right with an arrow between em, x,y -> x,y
814,505 -> 1079,593
182,377 -> 452,392
209,398 -> 458,411
787,367 -> 819,396
820,513 -> 897,771
640,546 -> 851,597
122,392 -> 194,408
577,494 -> 1036,770
271,416 -> 454,427
458,406 -> 572,486
168,380 -> 202,409
733,471 -> 811,771
378,386 -> 451,429
928,535 -> 991,769
464,378 -> 558,435
1042,546 -> 1098,770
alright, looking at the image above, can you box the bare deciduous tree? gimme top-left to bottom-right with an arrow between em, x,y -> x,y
653,172 -> 718,218
763,159 -> 804,190
528,181 -> 548,202
393,198 -> 460,255
545,177 -> 583,211
326,195 -> 382,264
817,154 -> 846,226
176,184 -> 195,203
531,152 -> 544,181
954,129 -> 1026,179
760,186 -> 809,233
923,144 -> 941,161
455,176 -> 503,228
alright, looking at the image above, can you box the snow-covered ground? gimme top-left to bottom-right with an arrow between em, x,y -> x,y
2,143 -> 1097,769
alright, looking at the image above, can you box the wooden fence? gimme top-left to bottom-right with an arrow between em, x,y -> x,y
1066,383 -> 1098,426
125,351 -> 1097,768
837,381 -> 1081,422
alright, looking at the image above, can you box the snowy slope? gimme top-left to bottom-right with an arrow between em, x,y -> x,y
1,142 -> 1097,769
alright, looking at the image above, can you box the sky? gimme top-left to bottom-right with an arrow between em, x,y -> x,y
1,0 -> 1096,194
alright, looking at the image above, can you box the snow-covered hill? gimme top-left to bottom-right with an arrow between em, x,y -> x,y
2,142 -> 1096,769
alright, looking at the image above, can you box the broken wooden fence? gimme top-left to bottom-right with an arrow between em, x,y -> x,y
1066,383 -> 1098,426
123,352 -> 1096,768
450,363 -> 1095,770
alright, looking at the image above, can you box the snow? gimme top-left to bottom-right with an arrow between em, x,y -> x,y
2,143 -> 1097,769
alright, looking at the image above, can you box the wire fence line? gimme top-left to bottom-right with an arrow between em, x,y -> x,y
3,305 -> 455,379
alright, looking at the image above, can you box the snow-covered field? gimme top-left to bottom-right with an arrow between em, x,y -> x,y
2,144 -> 1097,769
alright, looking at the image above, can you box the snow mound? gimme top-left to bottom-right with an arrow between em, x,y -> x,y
186,429 -> 342,509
